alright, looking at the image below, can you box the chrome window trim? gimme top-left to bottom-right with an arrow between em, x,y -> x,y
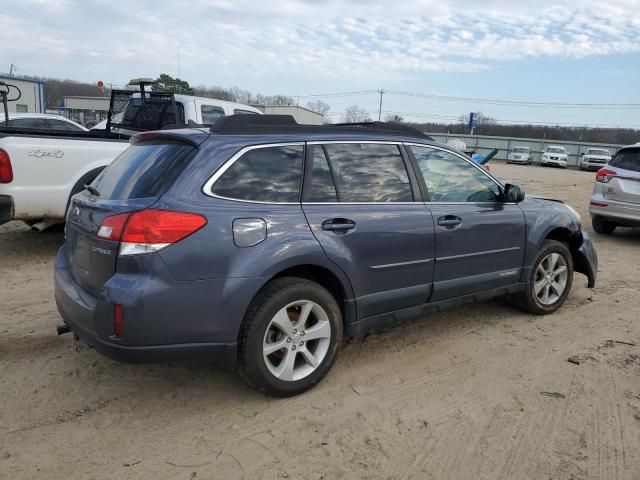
202,142 -> 305,203
403,142 -> 505,190
202,140 -> 511,206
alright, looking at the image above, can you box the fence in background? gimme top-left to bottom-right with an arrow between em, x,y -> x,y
426,133 -> 629,167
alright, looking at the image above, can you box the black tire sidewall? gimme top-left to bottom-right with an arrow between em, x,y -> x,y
239,278 -> 343,396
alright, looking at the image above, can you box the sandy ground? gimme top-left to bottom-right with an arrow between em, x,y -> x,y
1,163 -> 639,480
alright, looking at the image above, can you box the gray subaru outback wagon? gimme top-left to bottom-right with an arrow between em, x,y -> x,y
55,116 -> 597,396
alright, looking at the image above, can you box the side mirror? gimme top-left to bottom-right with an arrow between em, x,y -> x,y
504,183 -> 525,203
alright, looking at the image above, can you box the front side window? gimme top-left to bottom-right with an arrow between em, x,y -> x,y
211,145 -> 304,202
319,143 -> 413,202
410,146 -> 501,202
201,105 -> 225,124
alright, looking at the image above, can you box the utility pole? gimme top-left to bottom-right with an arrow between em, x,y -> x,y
9,64 -> 16,76
177,44 -> 181,78
378,89 -> 384,121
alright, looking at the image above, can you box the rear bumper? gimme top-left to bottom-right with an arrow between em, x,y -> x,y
589,193 -> 640,226
54,246 -> 241,367
0,194 -> 13,225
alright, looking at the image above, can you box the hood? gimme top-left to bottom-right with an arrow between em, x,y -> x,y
528,194 -> 564,204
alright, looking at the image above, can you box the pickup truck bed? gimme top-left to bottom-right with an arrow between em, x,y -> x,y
0,127 -> 130,227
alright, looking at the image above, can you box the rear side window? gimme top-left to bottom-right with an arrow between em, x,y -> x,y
609,149 -> 640,172
307,147 -> 338,202
201,105 -> 225,124
211,145 -> 303,202
92,142 -> 195,199
321,143 -> 413,202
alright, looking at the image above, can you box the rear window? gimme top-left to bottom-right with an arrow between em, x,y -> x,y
609,149 -> 640,172
92,142 -> 195,199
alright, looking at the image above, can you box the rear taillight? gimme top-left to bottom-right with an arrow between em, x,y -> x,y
97,213 -> 130,240
0,148 -> 13,183
595,168 -> 616,183
97,209 -> 207,256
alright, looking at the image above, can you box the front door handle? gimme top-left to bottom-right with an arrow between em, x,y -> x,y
437,215 -> 462,227
322,218 -> 356,232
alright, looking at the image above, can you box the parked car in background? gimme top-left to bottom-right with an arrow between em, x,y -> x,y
0,113 -> 87,132
541,146 -> 568,168
589,143 -> 640,234
580,148 -> 611,171
507,146 -> 532,165
54,116 -> 597,396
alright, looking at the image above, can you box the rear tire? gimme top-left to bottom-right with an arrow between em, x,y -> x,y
238,277 -> 343,397
592,217 -> 617,235
514,240 -> 573,315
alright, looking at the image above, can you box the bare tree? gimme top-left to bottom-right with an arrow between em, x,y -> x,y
384,114 -> 403,123
306,100 -> 330,116
342,105 -> 370,123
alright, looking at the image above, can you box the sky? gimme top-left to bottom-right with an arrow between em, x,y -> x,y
2,0 -> 640,127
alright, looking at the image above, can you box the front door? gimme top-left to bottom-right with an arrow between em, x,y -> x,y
406,144 -> 526,301
302,142 -> 436,319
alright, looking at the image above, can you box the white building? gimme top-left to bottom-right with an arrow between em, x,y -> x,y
63,96 -> 110,128
253,105 -> 324,125
0,75 -> 46,114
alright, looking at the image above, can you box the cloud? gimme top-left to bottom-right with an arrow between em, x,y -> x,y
1,0 -> 639,87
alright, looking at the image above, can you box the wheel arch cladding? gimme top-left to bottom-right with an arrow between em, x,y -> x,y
543,227 -> 595,288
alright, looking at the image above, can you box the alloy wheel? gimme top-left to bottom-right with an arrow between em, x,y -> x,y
534,253 -> 568,305
262,300 -> 331,382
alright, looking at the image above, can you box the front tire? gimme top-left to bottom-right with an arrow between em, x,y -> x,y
592,217 -> 617,235
514,240 -> 573,315
238,277 -> 343,397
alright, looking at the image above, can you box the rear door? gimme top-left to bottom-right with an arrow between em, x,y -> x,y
65,140 -> 198,296
406,144 -> 526,302
302,142 -> 435,319
603,148 -> 640,204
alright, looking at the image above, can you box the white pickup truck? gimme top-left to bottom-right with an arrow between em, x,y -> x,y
0,85 -> 262,229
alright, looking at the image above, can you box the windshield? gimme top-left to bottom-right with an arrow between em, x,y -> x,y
609,148 -> 640,173
512,148 -> 529,153
587,149 -> 609,156
547,147 -> 565,154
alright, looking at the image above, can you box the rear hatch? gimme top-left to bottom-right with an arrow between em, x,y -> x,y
603,148 -> 640,204
65,139 -> 198,296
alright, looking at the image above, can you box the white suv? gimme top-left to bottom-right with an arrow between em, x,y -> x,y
507,146 -> 532,165
541,146 -> 568,168
581,148 -> 611,171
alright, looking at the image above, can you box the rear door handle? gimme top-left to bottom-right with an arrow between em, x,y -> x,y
322,218 -> 356,231
437,216 -> 462,227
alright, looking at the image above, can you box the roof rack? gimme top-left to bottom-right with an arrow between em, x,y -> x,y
209,114 -> 432,140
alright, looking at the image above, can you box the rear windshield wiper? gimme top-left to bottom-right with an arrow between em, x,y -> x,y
83,184 -> 100,196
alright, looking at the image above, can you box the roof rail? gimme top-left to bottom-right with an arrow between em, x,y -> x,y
209,114 -> 432,140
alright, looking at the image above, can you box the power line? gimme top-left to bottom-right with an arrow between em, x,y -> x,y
295,88 -> 640,109
386,90 -> 640,110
